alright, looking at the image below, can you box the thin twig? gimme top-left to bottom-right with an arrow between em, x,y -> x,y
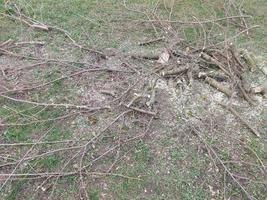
122,104 -> 156,116
138,37 -> 165,46
0,94 -> 111,111
124,15 -> 252,25
3,68 -> 131,95
191,127 -> 255,200
0,126 -> 55,190
219,103 -> 261,138
205,77 -> 233,97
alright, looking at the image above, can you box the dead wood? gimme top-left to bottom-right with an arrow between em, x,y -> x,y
237,82 -> 257,106
197,71 -> 229,82
205,77 -> 233,97
130,53 -> 159,60
192,127 -> 255,200
1,12 -> 107,58
219,103 -> 261,138
240,49 -> 257,72
122,104 -> 156,115
0,94 -> 111,111
14,41 -> 45,46
0,39 -> 13,47
31,23 -> 50,31
2,68 -> 130,95
229,44 -> 246,71
126,94 -> 142,107
100,90 -> 116,97
161,65 -> 190,77
138,37 -> 165,46
200,52 -> 231,76
146,79 -> 158,108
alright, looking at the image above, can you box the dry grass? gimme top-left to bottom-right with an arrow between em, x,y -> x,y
0,0 -> 266,199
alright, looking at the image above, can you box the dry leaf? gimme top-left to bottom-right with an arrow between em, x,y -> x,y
157,49 -> 170,65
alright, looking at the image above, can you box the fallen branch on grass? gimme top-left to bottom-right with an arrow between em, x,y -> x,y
0,145 -> 85,168
130,53 -> 159,60
0,12 -> 107,58
0,13 -> 50,31
125,15 -> 252,25
0,126 -> 55,190
191,127 -> 254,200
197,71 -> 229,82
0,171 -> 141,181
138,37 -> 165,46
219,103 -> 261,138
0,39 -> 13,47
0,48 -> 95,66
2,67 -> 132,95
0,111 -> 81,127
0,138 -> 89,146
0,94 -> 111,111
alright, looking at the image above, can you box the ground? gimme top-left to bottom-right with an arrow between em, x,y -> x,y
0,0 -> 266,200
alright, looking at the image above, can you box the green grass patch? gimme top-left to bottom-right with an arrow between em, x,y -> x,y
32,155 -> 61,171
89,190 -> 100,200
0,0 -> 266,199
6,179 -> 27,200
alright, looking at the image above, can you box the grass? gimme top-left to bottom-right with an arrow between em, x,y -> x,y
6,179 -> 26,200
0,0 -> 266,199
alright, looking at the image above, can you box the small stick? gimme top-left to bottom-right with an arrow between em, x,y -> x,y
124,15 -> 252,25
205,77 -> 233,97
54,27 -> 107,57
146,79 -> 158,108
15,62 -> 47,71
121,62 -> 141,75
31,23 -> 50,31
0,171 -> 141,181
2,68 -> 130,95
192,127 -> 254,200
112,78 -> 141,103
100,90 -> 116,97
0,39 -> 13,47
200,52 -> 231,76
131,53 -> 159,60
229,44 -> 246,71
0,111 -> 80,127
123,104 -> 156,115
161,65 -> 190,77
1,12 -> 106,58
0,126 -> 55,190
14,41 -> 46,46
0,48 -> 93,66
0,145 -> 85,168
197,71 -> 229,82
240,49 -> 257,72
138,37 -> 165,46
126,94 -> 142,107
219,103 -> 261,138
237,82 -> 256,106
0,94 -> 110,111
0,138 -> 89,147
